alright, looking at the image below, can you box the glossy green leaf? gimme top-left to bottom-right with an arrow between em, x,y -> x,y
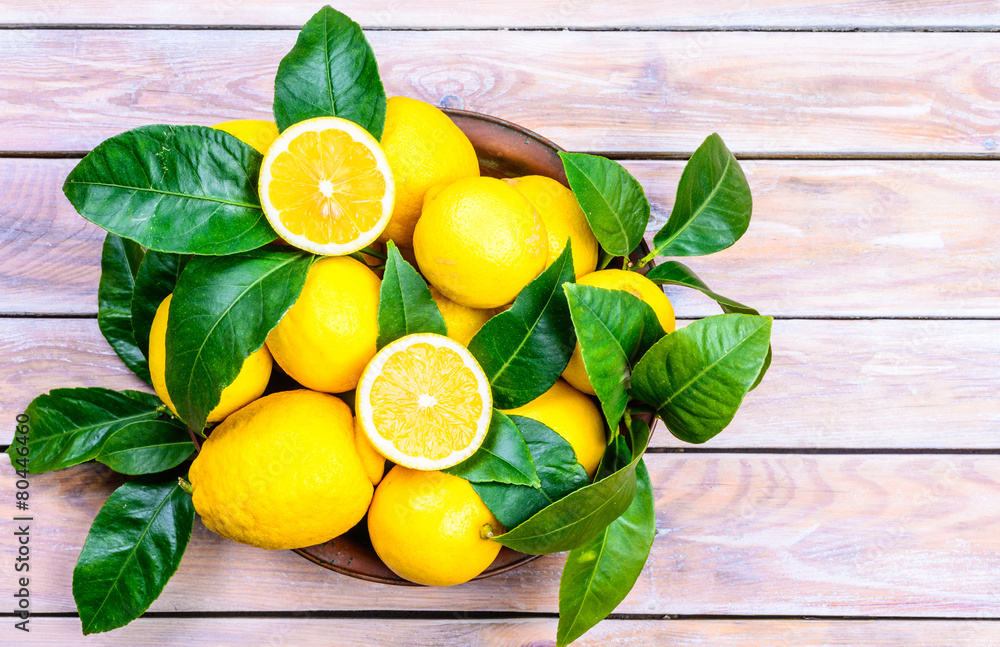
131,251 -> 190,359
95,419 -> 195,475
473,416 -> 590,529
165,247 -> 314,430
63,125 -> 275,255
643,133 -> 752,262
273,5 -> 387,137
73,477 -> 194,635
595,434 -> 630,482
7,388 -> 164,474
493,418 -> 651,555
631,314 -> 772,444
377,241 -> 447,349
557,460 -> 656,646
468,243 -> 576,409
444,410 -> 539,487
563,283 -> 664,434
559,152 -> 650,257
98,233 -> 149,383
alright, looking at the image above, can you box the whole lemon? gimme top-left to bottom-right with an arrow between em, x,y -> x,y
505,175 -> 598,279
212,119 -> 280,155
266,256 -> 380,393
149,294 -> 272,424
378,97 -> 480,247
430,286 -> 494,346
413,177 -> 547,309
503,379 -> 605,478
368,466 -> 502,586
562,269 -> 676,395
354,415 -> 386,486
189,390 -> 373,550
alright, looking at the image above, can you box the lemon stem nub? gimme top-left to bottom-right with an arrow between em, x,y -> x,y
480,524 -> 495,540
178,477 -> 194,495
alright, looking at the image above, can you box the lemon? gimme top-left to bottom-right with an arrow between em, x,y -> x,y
413,177 -> 547,309
266,256 -> 380,394
354,414 -> 386,486
357,333 -> 492,471
503,379 -> 605,478
562,269 -> 676,395
378,96 -> 480,247
430,286 -> 494,346
212,119 -> 279,155
148,294 -> 271,424
189,390 -> 373,550
258,116 -> 394,256
368,466 -> 502,586
505,175 -> 598,279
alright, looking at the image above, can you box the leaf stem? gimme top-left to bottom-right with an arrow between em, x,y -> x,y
359,245 -> 388,261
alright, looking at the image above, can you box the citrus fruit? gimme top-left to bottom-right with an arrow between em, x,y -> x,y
378,96 -> 480,246
148,294 -> 272,424
189,389 -> 373,550
258,116 -> 394,255
212,119 -> 280,155
502,378 -> 605,478
368,466 -> 502,586
354,415 -> 386,486
562,269 -> 676,395
413,176 -> 547,309
356,333 -> 492,471
266,256 -> 380,394
430,286 -> 494,346
505,175 -> 598,279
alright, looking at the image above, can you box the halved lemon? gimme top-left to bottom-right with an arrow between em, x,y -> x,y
259,117 -> 395,255
357,333 -> 493,471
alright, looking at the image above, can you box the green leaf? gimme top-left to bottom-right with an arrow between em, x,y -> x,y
559,152 -> 650,257
73,477 -> 194,635
595,434 -> 630,482
643,133 -> 752,262
98,233 -> 150,383
493,418 -> 651,555
165,247 -> 314,430
631,314 -> 772,444
7,388 -> 164,474
63,125 -> 276,255
557,459 -> 656,647
377,242 -> 447,349
467,243 -> 577,409
563,283 -> 664,434
444,410 -> 539,487
273,5 -> 387,137
95,419 -> 195,475
131,251 -> 190,359
473,416 -> 590,529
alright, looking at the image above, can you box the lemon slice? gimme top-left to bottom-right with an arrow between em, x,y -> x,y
357,333 -> 493,470
259,116 -> 394,255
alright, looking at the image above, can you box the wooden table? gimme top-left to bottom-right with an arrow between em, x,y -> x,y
2,2 -> 999,645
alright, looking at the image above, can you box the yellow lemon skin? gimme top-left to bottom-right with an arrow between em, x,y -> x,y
562,269 -> 676,395
368,466 -> 502,586
413,176 -> 548,309
189,390 -> 373,550
149,294 -> 272,424
504,175 -> 598,279
266,256 -> 381,394
430,286 -> 494,346
354,412 -> 386,485
502,379 -> 605,478
378,97 -> 480,247
212,119 -> 280,155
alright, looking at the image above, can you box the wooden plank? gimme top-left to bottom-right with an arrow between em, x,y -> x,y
3,31 -> 1000,155
1,318 -> 997,448
7,452 -> 1000,616
3,618 -> 1000,647
2,1 -> 997,29
4,159 -> 999,318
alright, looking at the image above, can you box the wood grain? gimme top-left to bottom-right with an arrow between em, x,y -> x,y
3,618 -> 1000,647
1,318 -> 997,448
3,30 -> 1000,155
2,1 -> 997,29
4,159 -> 998,317
6,452 -> 1000,616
